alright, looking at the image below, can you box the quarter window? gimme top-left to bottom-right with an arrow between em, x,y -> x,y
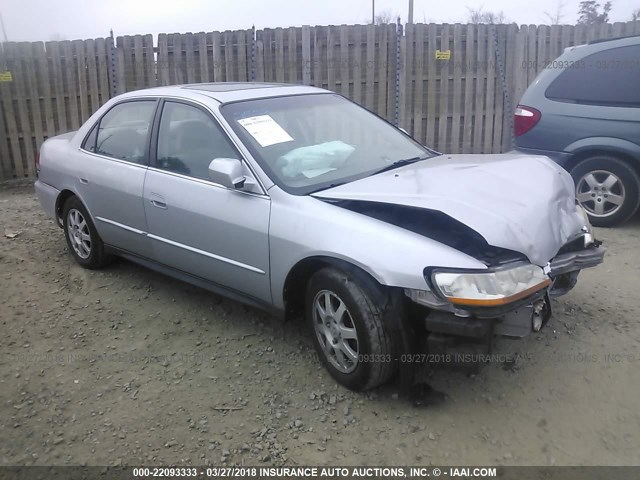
94,100 -> 156,163
156,102 -> 239,180
545,45 -> 640,107
82,124 -> 98,152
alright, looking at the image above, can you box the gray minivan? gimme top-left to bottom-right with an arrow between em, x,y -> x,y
514,35 -> 640,227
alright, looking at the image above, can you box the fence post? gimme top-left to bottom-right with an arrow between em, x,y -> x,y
492,25 -> 513,150
395,17 -> 403,127
108,30 -> 117,98
251,25 -> 256,81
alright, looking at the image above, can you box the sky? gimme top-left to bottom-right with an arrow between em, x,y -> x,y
0,0 -> 638,42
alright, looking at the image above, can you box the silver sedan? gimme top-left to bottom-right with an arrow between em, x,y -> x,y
35,83 -> 604,390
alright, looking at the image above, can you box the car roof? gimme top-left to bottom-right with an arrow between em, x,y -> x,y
117,82 -> 329,104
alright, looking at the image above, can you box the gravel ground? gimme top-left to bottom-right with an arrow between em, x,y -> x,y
1,184 -> 639,467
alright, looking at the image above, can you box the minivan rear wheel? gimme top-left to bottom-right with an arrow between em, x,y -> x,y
570,155 -> 640,227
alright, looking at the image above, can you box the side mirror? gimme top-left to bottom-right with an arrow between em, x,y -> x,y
208,158 -> 246,189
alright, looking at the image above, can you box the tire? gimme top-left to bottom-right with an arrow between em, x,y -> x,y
62,196 -> 110,269
305,267 -> 399,391
570,155 -> 640,227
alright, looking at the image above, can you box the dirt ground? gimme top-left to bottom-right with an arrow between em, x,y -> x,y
1,183 -> 638,467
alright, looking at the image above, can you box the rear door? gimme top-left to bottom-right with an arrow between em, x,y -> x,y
78,99 -> 158,257
142,99 -> 272,304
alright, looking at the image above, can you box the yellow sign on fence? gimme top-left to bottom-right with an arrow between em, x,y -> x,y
435,49 -> 451,60
0,72 -> 13,82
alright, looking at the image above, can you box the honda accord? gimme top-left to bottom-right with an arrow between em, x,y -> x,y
35,83 -> 604,390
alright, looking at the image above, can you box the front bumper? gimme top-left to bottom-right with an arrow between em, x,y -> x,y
418,241 -> 605,339
549,243 -> 604,277
546,242 -> 604,298
425,293 -> 551,339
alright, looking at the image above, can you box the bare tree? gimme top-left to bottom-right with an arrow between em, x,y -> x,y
367,9 -> 399,25
466,6 -> 508,24
577,0 -> 612,24
544,0 -> 567,24
632,8 -> 640,21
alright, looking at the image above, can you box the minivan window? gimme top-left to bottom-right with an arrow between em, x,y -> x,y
156,101 -> 239,180
545,45 -> 640,107
95,100 -> 156,163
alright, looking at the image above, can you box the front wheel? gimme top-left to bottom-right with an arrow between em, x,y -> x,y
305,267 -> 398,391
571,155 -> 640,227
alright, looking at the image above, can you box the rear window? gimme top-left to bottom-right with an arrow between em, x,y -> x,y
545,44 -> 640,107
93,100 -> 157,164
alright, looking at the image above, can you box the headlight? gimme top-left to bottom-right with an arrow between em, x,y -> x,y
433,264 -> 551,307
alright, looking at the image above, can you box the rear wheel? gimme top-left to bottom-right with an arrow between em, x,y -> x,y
305,267 -> 398,391
62,196 -> 110,269
570,155 -> 640,227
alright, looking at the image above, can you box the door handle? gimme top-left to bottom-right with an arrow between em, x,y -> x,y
150,199 -> 167,209
79,177 -> 89,184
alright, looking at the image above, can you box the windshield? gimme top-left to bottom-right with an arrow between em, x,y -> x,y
221,94 -> 433,195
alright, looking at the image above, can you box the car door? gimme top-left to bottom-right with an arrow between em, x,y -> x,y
78,99 -> 157,257
143,99 -> 272,304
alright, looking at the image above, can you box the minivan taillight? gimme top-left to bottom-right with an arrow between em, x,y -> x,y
514,105 -> 541,137
35,150 -> 40,177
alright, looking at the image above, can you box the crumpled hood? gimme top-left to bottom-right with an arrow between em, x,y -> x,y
312,153 -> 586,266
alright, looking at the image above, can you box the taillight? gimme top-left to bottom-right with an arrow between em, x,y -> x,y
514,105 -> 541,137
35,151 -> 40,177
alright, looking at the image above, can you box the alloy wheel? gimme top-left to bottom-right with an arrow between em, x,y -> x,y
312,289 -> 359,373
67,208 -> 92,259
576,169 -> 625,217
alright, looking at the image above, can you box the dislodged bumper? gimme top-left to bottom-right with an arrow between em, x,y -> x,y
548,243 -> 605,276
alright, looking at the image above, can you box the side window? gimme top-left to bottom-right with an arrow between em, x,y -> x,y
545,45 -> 640,106
95,101 -> 156,163
156,101 -> 239,180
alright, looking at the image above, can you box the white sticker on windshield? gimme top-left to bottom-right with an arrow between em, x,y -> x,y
237,115 -> 293,147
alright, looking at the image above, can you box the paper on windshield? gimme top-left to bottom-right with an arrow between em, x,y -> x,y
237,115 -> 294,147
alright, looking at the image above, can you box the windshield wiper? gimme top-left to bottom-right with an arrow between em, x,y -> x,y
308,154 -> 432,194
308,181 -> 347,194
370,155 -> 430,176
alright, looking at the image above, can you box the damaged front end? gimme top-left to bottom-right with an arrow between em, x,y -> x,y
413,226 -> 603,338
328,197 -> 604,371
412,229 -> 603,372
408,233 -> 603,372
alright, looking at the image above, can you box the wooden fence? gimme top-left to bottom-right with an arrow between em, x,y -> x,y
0,21 -> 638,181
0,39 -> 112,179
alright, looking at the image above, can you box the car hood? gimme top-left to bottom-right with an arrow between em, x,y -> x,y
311,153 -> 585,266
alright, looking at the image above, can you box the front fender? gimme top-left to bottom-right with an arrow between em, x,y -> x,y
268,191 -> 487,310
